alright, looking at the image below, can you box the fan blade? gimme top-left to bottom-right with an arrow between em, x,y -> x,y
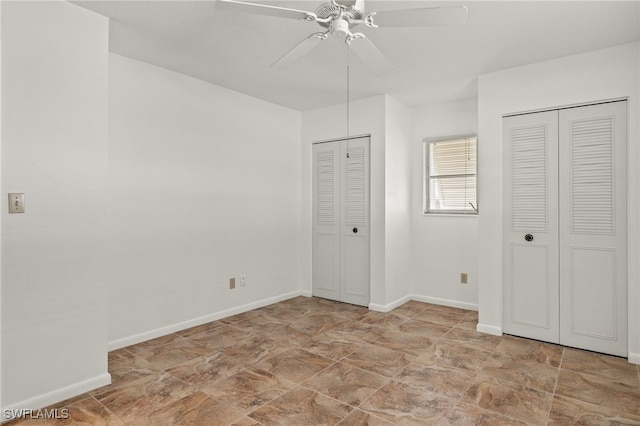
348,35 -> 394,75
369,6 -> 468,28
216,0 -> 315,21
271,33 -> 327,69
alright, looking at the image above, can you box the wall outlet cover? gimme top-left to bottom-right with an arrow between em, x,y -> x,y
8,193 -> 25,214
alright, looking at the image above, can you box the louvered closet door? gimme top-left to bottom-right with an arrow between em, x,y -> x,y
558,102 -> 627,356
503,111 -> 560,343
340,137 -> 370,306
313,141 -> 341,302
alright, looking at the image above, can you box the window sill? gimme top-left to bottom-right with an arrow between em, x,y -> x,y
423,212 -> 479,218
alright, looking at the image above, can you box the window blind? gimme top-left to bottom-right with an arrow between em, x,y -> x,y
424,135 -> 477,214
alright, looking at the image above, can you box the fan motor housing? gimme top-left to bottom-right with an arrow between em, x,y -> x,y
315,1 -> 364,25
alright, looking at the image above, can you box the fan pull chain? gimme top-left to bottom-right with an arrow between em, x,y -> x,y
346,43 -> 350,158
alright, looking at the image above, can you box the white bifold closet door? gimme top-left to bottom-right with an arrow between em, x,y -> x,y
503,110 -> 560,344
312,136 -> 370,307
503,101 -> 627,357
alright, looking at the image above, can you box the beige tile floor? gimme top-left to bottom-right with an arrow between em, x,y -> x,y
6,297 -> 640,425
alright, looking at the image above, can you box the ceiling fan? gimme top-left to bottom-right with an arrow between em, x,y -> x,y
216,0 -> 468,74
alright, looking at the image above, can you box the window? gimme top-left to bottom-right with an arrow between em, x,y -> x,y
424,134 -> 477,214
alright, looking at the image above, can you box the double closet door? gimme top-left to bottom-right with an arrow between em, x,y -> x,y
312,136 -> 370,307
503,101 -> 627,357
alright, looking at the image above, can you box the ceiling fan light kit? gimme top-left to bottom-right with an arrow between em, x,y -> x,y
215,0 -> 468,74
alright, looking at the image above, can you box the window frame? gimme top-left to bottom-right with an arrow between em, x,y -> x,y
423,134 -> 478,215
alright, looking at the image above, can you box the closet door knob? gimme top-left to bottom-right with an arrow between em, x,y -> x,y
353,227 -> 358,234
524,234 -> 534,242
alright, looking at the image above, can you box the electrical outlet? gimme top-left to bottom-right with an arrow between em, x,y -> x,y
229,277 -> 236,290
240,275 -> 246,287
460,273 -> 468,284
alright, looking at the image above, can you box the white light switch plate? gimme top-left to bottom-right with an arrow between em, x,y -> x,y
8,193 -> 25,214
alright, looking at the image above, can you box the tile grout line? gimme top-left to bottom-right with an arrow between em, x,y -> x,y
456,328 -> 501,424
234,345 -> 344,421
89,395 -> 128,426
544,347 -> 565,425
442,330 -> 557,426
299,377 -> 391,424
296,383 -> 362,424
363,321 -> 463,424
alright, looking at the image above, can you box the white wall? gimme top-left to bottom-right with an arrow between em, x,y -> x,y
384,97 -> 413,305
477,42 -> 640,363
1,1 -> 110,413
108,54 -> 302,348
411,99 -> 479,309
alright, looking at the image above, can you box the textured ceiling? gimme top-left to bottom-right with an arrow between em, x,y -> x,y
74,0 -> 640,111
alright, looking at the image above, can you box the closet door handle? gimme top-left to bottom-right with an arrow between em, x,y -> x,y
353,227 -> 358,234
524,234 -> 534,242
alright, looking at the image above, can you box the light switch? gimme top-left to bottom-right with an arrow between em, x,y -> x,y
8,193 -> 25,214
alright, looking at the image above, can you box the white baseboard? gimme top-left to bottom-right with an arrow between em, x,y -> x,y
410,295 -> 479,312
476,323 -> 503,336
369,295 -> 411,313
2,373 -> 111,422
108,290 -> 305,351
369,294 -> 479,313
628,352 -> 640,365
